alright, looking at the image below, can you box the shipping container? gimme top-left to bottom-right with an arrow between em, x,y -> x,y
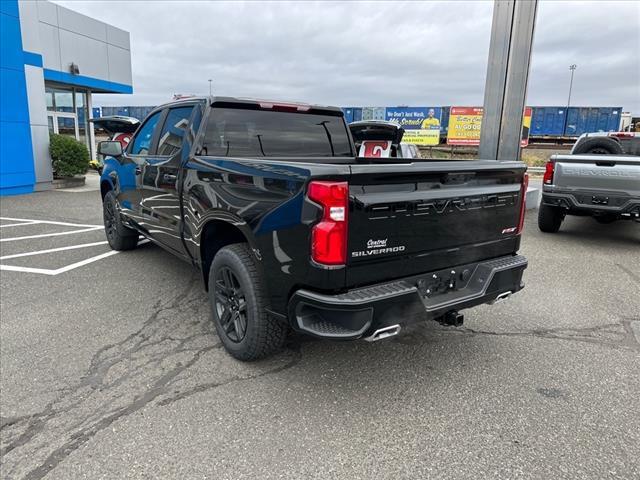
92,107 -> 101,118
362,107 -> 386,121
565,107 -> 622,136
342,108 -> 354,123
342,107 -> 362,123
530,106 -> 566,136
440,106 -> 451,138
98,106 -> 156,120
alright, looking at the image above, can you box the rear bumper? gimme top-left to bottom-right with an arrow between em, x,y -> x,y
288,254 -> 528,340
542,188 -> 640,219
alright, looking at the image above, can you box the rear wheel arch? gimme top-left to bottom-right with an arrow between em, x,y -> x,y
199,219 -> 253,290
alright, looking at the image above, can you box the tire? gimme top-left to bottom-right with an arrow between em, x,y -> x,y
573,137 -> 623,155
538,204 -> 564,233
209,243 -> 288,361
103,190 -> 139,251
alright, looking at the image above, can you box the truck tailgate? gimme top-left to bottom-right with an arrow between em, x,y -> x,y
552,155 -> 640,193
346,160 -> 527,286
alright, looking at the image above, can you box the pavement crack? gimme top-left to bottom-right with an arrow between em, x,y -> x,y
157,346 -> 303,407
616,263 -> 640,285
458,319 -> 640,351
0,274 -> 242,480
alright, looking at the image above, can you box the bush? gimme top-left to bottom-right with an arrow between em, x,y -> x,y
50,134 -> 90,177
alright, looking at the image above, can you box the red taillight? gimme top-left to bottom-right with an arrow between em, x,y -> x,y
543,160 -> 555,185
308,181 -> 348,266
516,173 -> 529,234
612,132 -> 633,138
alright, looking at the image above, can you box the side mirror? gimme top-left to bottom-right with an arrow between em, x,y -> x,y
98,141 -> 123,157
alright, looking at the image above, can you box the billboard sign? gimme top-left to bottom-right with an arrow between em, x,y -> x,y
386,107 -> 441,146
447,106 -> 533,147
446,107 -> 483,145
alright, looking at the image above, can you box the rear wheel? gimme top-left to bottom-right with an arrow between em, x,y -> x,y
208,243 -> 288,361
103,191 -> 138,250
538,204 -> 564,233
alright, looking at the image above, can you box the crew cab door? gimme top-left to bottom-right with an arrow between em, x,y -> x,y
113,110 -> 163,224
139,104 -> 197,256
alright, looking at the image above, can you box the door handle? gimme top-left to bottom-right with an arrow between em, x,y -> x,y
135,166 -> 142,175
163,174 -> 177,182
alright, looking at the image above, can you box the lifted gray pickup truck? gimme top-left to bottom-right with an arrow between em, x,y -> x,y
538,154 -> 640,232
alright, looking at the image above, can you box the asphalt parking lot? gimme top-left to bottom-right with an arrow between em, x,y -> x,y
1,175 -> 639,480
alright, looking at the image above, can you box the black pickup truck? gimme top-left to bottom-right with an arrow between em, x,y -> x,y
98,96 -> 529,360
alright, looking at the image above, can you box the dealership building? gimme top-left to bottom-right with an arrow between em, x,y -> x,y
1,0 -> 132,195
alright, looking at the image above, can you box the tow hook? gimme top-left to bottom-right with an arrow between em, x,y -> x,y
437,311 -> 464,327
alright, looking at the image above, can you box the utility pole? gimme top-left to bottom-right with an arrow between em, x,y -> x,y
208,79 -> 213,97
567,64 -> 577,108
563,64 -> 577,135
566,64 -> 577,111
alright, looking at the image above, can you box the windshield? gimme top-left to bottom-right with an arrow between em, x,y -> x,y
200,108 -> 353,158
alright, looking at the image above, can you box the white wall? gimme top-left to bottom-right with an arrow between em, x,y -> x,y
20,0 -> 132,87
18,0 -> 132,189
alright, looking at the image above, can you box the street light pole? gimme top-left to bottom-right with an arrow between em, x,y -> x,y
567,64 -> 577,110
208,79 -> 213,97
564,64 -> 577,135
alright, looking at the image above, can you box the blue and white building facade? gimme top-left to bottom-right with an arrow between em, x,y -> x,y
1,0 -> 132,195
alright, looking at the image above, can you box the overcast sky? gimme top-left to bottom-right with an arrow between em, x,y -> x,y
55,0 -> 640,112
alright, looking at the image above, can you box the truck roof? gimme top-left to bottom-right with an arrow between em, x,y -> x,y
146,96 -> 343,116
210,96 -> 343,114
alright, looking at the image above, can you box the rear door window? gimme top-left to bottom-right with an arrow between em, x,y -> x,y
157,106 -> 194,156
201,108 -> 353,158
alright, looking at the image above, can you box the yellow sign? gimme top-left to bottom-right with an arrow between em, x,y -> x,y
402,129 -> 440,145
447,107 -> 483,145
447,107 -> 533,146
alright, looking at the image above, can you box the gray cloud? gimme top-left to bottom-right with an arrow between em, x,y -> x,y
55,0 -> 640,112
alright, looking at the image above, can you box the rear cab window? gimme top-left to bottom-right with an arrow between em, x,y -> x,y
200,106 -> 353,159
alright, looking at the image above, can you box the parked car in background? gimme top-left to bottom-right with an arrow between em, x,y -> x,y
98,96 -> 529,360
90,116 -> 141,174
570,131 -> 640,156
538,154 -> 640,231
349,120 -> 420,159
90,115 -> 140,148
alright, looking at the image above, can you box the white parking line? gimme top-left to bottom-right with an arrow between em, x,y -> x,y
0,250 -> 120,276
0,239 -> 149,276
0,227 -> 103,243
0,221 -> 40,228
0,240 -> 109,260
0,217 -> 102,228
0,216 -> 150,276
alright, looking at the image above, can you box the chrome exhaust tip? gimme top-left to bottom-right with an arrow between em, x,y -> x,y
364,324 -> 401,342
490,291 -> 513,304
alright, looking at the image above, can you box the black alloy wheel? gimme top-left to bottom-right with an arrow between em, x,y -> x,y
102,191 -> 138,251
214,266 -> 248,342
104,197 -> 117,242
